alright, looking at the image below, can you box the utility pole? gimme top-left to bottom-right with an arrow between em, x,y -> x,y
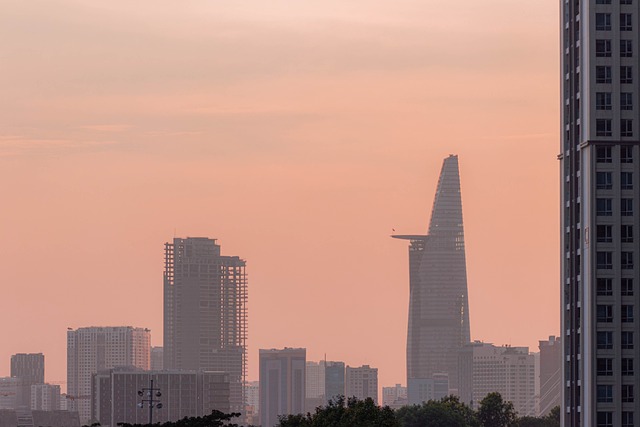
137,378 -> 162,426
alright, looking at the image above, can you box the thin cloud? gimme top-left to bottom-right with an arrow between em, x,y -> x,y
78,124 -> 133,132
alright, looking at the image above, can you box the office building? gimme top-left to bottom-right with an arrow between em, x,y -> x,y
31,383 -> 61,411
259,348 -> 306,427
382,384 -> 407,409
471,343 -> 535,417
11,353 -> 45,409
305,361 -> 325,412
67,326 -> 151,423
345,365 -> 378,405
407,374 -> 449,406
324,361 -> 345,404
561,2 -> 640,426
538,336 -> 561,416
393,155 -> 471,402
150,347 -> 164,371
164,237 -> 247,414
244,381 -> 259,426
0,378 -> 19,410
91,368 -> 229,427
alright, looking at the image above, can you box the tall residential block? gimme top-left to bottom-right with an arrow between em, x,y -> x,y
31,384 -> 61,411
471,343 -> 536,417
393,155 -> 471,401
67,326 -> 150,423
538,336 -> 561,416
11,353 -> 45,409
163,237 -> 247,414
345,365 -> 378,405
561,1 -> 640,426
259,348 -> 306,427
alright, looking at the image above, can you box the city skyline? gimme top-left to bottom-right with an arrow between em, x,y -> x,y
0,0 -> 560,393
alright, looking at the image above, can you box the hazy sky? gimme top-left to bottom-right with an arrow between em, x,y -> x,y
0,0 -> 559,390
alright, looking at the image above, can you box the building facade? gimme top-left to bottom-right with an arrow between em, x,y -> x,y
382,384 -> 407,409
91,369 -> 229,427
31,383 -> 61,411
305,361 -> 325,412
259,348 -> 306,427
150,347 -> 164,371
11,353 -> 45,410
345,365 -> 378,405
538,336 -> 561,416
163,237 -> 247,414
561,1 -> 640,426
324,361 -> 345,404
393,155 -> 471,402
0,378 -> 19,410
67,326 -> 151,423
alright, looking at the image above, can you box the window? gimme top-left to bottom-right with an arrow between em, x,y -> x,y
598,331 -> 614,349
622,172 -> 633,189
623,331 -> 634,349
621,13 -> 633,31
598,251 -> 614,269
622,119 -> 634,137
598,277 -> 613,295
598,358 -> 614,375
597,66 -> 612,83
597,92 -> 613,110
598,412 -> 613,427
622,92 -> 633,110
598,304 -> 614,322
597,198 -> 613,216
597,384 -> 614,402
622,0 -> 633,4
597,119 -> 613,137
597,39 -> 613,57
622,278 -> 634,296
621,66 -> 634,84
596,0 -> 612,3
597,225 -> 613,242
622,304 -> 634,322
597,172 -> 613,189
623,358 -> 634,376
622,412 -> 633,427
622,40 -> 634,57
621,145 -> 633,163
597,13 -> 612,30
598,146 -> 613,162
622,225 -> 634,243
596,411 -> 613,427
622,198 -> 634,216
623,385 -> 635,402
622,252 -> 634,270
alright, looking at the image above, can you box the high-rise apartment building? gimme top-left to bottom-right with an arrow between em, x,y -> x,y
538,336 -> 561,416
31,384 -> 61,411
259,348 -> 306,427
345,365 -> 378,405
11,353 -> 45,409
393,155 -> 471,402
150,347 -> 164,371
0,378 -> 19,410
67,326 -> 150,423
305,361 -> 325,412
163,237 -> 247,414
561,2 -> 640,426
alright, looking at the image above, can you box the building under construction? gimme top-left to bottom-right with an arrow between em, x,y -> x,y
163,237 -> 247,415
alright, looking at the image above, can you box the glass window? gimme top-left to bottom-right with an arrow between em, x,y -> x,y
596,0 -> 611,3
621,13 -> 633,31
622,92 -> 633,110
621,66 -> 634,84
597,225 -> 613,242
622,278 -> 634,296
597,358 -> 614,375
597,172 -> 613,189
623,331 -> 634,349
597,384 -> 614,402
622,119 -> 634,137
598,277 -> 613,295
621,0 -> 633,4
598,331 -> 613,349
597,13 -> 612,30
621,145 -> 633,163
622,225 -> 634,243
623,384 -> 635,402
622,252 -> 634,270
623,358 -> 634,376
597,119 -> 613,137
598,412 -> 613,427
597,304 -> 614,322
597,92 -> 613,110
621,40 -> 633,57
597,198 -> 613,216
622,304 -> 634,322
597,39 -> 613,57
597,66 -> 612,83
622,172 -> 633,189
622,198 -> 634,216
597,146 -> 613,162
622,412 -> 633,427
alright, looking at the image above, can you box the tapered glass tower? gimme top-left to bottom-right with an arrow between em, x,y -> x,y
393,155 -> 471,401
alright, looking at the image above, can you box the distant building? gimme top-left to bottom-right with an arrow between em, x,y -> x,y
305,361 -> 325,413
67,326 -> 151,423
382,384 -> 407,409
150,347 -> 164,371
538,336 -> 561,416
324,361 -> 345,404
164,237 -> 247,415
244,381 -> 259,426
91,368 -> 229,427
393,155 -> 471,404
407,374 -> 449,405
259,348 -> 306,427
345,365 -> 378,405
471,343 -> 536,417
31,383 -> 61,411
0,378 -> 19,410
0,409 -> 80,427
11,353 -> 45,409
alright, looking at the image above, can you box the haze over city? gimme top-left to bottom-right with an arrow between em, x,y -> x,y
1,0 -> 559,394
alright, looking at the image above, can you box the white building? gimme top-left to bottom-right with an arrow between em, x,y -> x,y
67,326 -> 150,423
382,384 -> 407,409
345,365 -> 378,405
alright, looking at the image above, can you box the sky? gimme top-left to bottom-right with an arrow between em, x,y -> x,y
0,0 -> 559,391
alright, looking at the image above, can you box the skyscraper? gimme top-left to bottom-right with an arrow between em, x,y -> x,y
163,237 -> 247,414
259,348 -> 306,427
67,326 -> 150,423
393,155 -> 471,401
10,353 -> 44,409
345,365 -> 378,405
561,2 -> 640,426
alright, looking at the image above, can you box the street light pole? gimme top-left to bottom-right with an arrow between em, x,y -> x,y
138,377 -> 162,426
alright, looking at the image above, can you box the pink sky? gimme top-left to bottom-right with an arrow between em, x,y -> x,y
0,0 -> 559,390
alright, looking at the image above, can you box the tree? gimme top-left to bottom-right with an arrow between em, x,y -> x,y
476,393 -> 517,427
395,395 -> 478,427
116,410 -> 241,427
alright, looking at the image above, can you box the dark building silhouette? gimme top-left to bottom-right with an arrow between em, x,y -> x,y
393,155 -> 471,402
538,336 -> 561,416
